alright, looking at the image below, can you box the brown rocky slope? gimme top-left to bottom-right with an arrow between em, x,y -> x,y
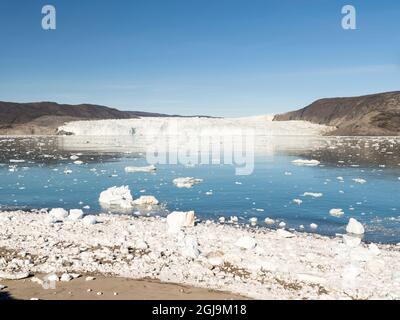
273,91 -> 400,136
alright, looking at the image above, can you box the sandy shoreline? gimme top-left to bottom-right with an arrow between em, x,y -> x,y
0,274 -> 246,300
1,210 -> 400,300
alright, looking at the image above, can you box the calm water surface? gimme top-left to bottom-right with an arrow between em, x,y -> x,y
0,136 -> 399,244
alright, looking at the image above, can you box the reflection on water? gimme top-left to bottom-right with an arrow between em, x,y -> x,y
0,136 -> 400,244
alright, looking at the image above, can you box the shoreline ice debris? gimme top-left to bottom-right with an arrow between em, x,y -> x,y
173,177 -> 203,188
124,165 -> 156,173
264,218 -> 275,225
49,208 -> 69,220
166,211 -> 196,233
329,208 -> 344,218
99,186 -> 134,209
182,236 -> 200,259
1,209 -> 400,299
132,196 -> 159,206
69,209 -> 84,221
82,215 -> 97,225
292,159 -> 320,166
235,236 -> 257,250
346,218 -> 365,235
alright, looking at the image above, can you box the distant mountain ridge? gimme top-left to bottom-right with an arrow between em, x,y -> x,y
0,101 -> 213,135
273,91 -> 400,136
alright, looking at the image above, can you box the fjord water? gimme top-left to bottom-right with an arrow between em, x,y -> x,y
0,136 -> 399,244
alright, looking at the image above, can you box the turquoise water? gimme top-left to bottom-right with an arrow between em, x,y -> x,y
0,136 -> 399,244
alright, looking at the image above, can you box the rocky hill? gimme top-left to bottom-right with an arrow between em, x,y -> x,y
0,101 -> 211,135
273,91 -> 400,136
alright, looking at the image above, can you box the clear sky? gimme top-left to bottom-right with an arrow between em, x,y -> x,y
0,0 -> 399,116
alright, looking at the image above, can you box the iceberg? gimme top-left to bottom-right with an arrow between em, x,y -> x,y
99,186 -> 134,210
173,177 -> 203,188
125,165 -> 156,173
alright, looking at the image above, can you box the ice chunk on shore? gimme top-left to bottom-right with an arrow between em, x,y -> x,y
60,273 -> 73,282
277,229 -> 295,238
343,234 -> 361,247
125,165 -> 156,173
292,159 -> 320,166
82,215 -> 97,226
182,236 -> 200,259
69,209 -> 84,221
132,196 -> 159,206
346,218 -> 365,235
173,177 -> 203,188
166,211 -> 195,233
264,218 -> 275,225
0,271 -> 30,280
99,186 -> 133,209
235,236 -> 257,250
49,208 -> 69,220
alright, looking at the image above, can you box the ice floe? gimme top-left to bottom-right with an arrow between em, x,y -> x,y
99,186 -> 134,210
329,208 -> 344,218
132,196 -> 159,206
292,159 -> 320,166
173,177 -> 203,188
124,165 -> 156,173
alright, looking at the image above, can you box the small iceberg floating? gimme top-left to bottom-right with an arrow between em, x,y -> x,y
124,165 -> 156,173
99,186 -> 134,210
292,159 -> 320,166
173,177 -> 203,188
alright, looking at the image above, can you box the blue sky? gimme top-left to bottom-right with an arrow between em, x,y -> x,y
0,0 -> 399,116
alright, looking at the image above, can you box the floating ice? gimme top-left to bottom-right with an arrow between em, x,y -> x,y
132,196 -> 159,206
292,159 -> 320,166
173,177 -> 203,188
99,186 -> 133,209
124,165 -> 156,173
166,211 -> 195,233
310,223 -> 318,230
353,178 -> 367,184
346,218 -> 365,235
303,192 -> 323,198
329,208 -> 344,218
293,199 -> 303,205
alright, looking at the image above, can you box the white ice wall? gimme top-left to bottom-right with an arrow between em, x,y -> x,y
58,116 -> 334,136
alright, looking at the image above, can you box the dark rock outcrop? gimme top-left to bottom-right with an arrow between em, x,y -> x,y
273,91 -> 400,136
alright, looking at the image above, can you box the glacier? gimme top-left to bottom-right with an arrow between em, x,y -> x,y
58,115 -> 334,137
